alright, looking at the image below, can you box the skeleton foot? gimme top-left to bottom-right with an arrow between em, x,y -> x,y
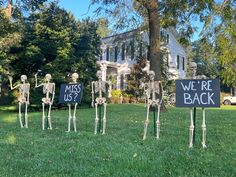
102,118 -> 106,135
73,117 -> 77,132
48,116 -> 52,130
67,116 -> 72,132
42,116 -> 45,130
94,118 -> 98,134
25,114 -> 28,128
189,125 -> 194,148
143,119 -> 149,140
156,121 -> 160,139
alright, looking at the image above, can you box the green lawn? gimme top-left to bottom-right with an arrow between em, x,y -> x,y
0,104 -> 235,177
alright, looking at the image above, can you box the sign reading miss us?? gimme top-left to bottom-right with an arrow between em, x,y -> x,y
175,79 -> 220,107
59,83 -> 83,104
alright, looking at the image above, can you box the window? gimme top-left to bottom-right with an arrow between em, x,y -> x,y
166,52 -> 169,68
122,43 -> 125,60
115,46 -> 118,62
106,47 -> 109,61
131,40 -> 134,60
110,47 -> 115,62
182,57 -> 185,71
166,34 -> 169,44
139,41 -> 143,56
177,55 -> 180,69
126,41 -> 131,59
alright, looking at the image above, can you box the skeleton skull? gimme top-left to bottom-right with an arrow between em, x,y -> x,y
45,74 -> 52,82
20,75 -> 27,82
189,62 -> 197,77
71,73 -> 79,83
149,71 -> 155,81
96,70 -> 102,80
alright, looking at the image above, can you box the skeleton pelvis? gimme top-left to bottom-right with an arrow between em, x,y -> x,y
96,97 -> 106,105
148,99 -> 160,106
42,97 -> 51,104
18,97 -> 27,103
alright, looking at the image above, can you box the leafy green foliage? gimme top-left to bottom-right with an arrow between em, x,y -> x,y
0,104 -> 235,176
1,2 -> 101,106
189,39 -> 220,78
200,1 -> 236,86
125,57 -> 149,98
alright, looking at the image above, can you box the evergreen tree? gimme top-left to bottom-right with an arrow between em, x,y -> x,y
125,57 -> 149,99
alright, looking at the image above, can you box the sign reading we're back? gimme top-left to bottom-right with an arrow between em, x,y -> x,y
59,83 -> 83,103
175,79 -> 220,107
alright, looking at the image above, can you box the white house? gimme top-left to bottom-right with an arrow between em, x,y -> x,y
97,27 -> 187,90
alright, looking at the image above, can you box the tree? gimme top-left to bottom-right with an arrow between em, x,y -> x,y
0,0 -> 48,18
91,0 -> 215,81
96,18 -> 112,38
5,2 -> 101,105
199,0 -> 236,87
189,39 -> 220,78
215,1 -> 236,87
126,56 -> 149,99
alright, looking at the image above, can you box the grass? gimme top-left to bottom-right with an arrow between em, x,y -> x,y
0,104 -> 235,177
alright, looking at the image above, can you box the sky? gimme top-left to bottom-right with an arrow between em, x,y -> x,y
57,0 -> 98,20
57,0 -> 203,41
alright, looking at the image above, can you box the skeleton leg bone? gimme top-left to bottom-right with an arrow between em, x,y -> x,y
143,104 -> 150,140
189,108 -> 194,148
202,108 -> 207,148
102,103 -> 107,135
25,103 -> 28,128
18,103 -> 23,128
67,104 -> 72,132
94,103 -> 98,134
73,103 -> 77,132
48,104 -> 52,130
156,104 -> 161,139
42,103 -> 45,130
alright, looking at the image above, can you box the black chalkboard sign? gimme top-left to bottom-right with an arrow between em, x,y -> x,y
175,79 -> 220,107
59,83 -> 83,103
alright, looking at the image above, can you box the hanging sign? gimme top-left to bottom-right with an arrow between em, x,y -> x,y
175,79 -> 220,107
59,83 -> 83,103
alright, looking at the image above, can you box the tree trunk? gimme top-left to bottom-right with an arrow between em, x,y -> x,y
147,0 -> 161,81
5,0 -> 12,18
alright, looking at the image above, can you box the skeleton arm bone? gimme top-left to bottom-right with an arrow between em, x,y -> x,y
50,83 -> 55,105
107,81 -> 112,98
91,81 -> 95,107
8,76 -> 20,90
158,81 -> 163,105
34,74 -> 44,88
27,84 -> 30,105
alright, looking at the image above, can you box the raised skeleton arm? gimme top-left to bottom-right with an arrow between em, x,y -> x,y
34,74 -> 43,88
8,76 -> 20,90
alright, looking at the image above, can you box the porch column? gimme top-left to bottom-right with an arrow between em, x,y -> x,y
116,72 -> 121,90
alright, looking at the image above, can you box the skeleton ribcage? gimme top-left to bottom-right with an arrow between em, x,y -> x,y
94,81 -> 106,93
19,84 -> 30,93
43,83 -> 54,94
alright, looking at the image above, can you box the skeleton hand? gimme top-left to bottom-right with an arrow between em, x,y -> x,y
26,101 -> 30,105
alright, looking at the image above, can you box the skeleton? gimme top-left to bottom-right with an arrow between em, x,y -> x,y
141,71 -> 163,140
67,73 -> 79,132
189,62 -> 207,148
91,70 -> 111,135
35,73 -> 55,130
9,75 -> 30,128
